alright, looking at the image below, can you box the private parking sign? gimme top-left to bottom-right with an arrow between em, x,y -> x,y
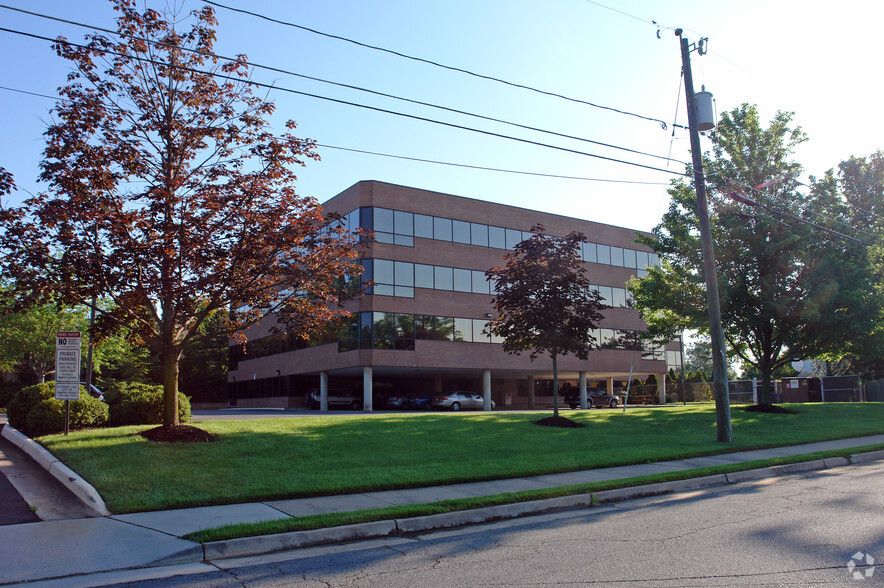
55,331 -> 82,400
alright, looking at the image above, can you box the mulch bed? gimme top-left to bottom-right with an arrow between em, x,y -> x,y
140,425 -> 220,443
743,404 -> 798,414
533,415 -> 586,428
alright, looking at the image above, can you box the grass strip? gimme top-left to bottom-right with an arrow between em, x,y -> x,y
37,404 -> 884,513
184,443 -> 884,543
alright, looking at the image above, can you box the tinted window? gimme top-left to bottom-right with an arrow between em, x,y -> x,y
434,217 -> 452,241
414,214 -> 433,238
597,244 -> 611,265
610,246 -> 624,267
394,210 -> 413,236
375,259 -> 393,284
434,266 -> 453,290
583,242 -> 597,263
374,208 -> 394,233
471,223 -> 489,247
623,248 -> 637,269
453,220 -> 471,244
453,268 -> 472,292
415,264 -> 434,288
472,270 -> 490,294
489,226 -> 506,249
506,228 -> 522,249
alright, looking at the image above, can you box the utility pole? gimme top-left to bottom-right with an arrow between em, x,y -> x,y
676,28 -> 733,443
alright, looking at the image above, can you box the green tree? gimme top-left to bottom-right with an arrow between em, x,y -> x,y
486,225 -> 606,419
629,104 -> 877,406
0,294 -> 89,383
0,1 -> 364,429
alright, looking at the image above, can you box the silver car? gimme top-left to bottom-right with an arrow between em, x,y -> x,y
431,391 -> 495,411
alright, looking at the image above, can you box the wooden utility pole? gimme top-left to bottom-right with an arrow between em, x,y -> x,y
676,28 -> 733,443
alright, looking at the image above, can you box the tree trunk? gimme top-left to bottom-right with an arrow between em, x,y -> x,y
552,353 -> 559,418
163,347 -> 181,428
760,370 -> 773,406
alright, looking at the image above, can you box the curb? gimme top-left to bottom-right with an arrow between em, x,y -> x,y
200,450 -> 880,561
0,424 -> 111,516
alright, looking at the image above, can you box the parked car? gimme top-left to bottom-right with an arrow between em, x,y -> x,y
431,391 -> 495,411
305,388 -> 363,410
385,394 -> 411,409
564,390 -> 621,409
409,392 -> 434,410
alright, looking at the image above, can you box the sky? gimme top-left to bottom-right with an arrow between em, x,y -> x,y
1,1 -> 882,233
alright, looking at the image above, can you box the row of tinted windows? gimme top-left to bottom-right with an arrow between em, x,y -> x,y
362,258 -> 633,307
342,207 -> 660,272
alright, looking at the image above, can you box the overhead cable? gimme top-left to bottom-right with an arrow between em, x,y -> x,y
0,27 -> 689,179
0,4 -> 686,166
201,0 -> 675,130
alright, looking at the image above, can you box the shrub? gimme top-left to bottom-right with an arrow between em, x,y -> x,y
26,399 -> 66,438
105,381 -> 191,426
6,383 -> 54,432
9,384 -> 108,437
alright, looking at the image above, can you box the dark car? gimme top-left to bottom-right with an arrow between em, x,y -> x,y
409,392 -> 434,410
305,388 -> 363,410
385,394 -> 411,409
565,390 -> 621,409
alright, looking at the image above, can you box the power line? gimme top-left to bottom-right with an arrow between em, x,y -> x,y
0,26 -> 689,179
0,4 -> 687,166
0,84 -> 673,185
316,144 -> 673,184
202,0 -> 675,130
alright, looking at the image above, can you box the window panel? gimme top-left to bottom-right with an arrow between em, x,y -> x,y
434,217 -> 452,241
597,244 -> 611,265
394,210 -> 413,236
394,286 -> 414,298
649,253 -> 660,267
454,317 -> 472,342
432,316 -> 453,341
473,319 -> 490,342
623,248 -> 637,269
373,284 -> 394,296
597,285 -> 613,306
359,207 -> 373,231
453,268 -> 472,292
374,232 -> 395,244
470,223 -> 489,247
488,226 -> 506,249
472,270 -> 490,294
374,208 -> 394,233
395,314 -> 414,337
505,228 -> 522,249
452,220 -> 471,244
610,246 -> 624,267
583,242 -> 597,263
612,287 -> 626,308
434,266 -> 453,290
414,264 -> 434,288
393,235 -> 414,247
394,261 -> 413,286
374,259 -> 393,284
636,250 -> 650,269
414,214 -> 433,238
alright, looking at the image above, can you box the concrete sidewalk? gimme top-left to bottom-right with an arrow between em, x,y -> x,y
1,430 -> 883,585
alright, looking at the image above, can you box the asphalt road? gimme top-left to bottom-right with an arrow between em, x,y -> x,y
111,459 -> 884,587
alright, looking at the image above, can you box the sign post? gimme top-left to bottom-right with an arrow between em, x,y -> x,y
55,331 -> 82,435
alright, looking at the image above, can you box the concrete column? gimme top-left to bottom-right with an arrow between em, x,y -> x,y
527,375 -> 535,410
483,370 -> 492,411
320,371 -> 329,412
363,366 -> 373,412
658,373 -> 667,404
606,377 -> 614,396
579,372 -> 588,409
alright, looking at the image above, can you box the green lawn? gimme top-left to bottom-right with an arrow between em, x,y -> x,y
38,403 -> 884,514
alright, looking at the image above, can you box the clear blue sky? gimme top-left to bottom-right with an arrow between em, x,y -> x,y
1,1 -> 881,232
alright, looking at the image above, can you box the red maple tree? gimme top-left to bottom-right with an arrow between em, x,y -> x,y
0,1 -> 364,428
